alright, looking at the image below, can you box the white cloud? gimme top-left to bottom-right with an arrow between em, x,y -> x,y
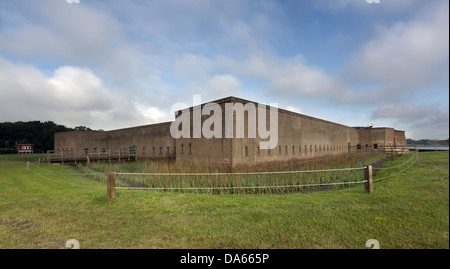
285,106 -> 303,114
345,1 -> 449,97
172,53 -> 352,102
371,104 -> 449,139
0,58 -> 169,130
0,0 -> 447,140
134,103 -> 171,123
0,0 -> 122,63
173,53 -> 214,81
313,0 -> 425,14
184,74 -> 243,103
231,55 -> 356,102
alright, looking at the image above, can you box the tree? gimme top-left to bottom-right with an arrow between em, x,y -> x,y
0,121 -> 77,152
74,126 -> 93,131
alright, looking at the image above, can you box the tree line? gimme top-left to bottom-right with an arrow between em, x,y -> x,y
0,121 -> 94,153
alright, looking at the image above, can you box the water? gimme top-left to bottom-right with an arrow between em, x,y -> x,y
408,146 -> 449,151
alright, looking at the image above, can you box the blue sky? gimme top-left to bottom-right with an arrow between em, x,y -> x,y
0,0 -> 448,139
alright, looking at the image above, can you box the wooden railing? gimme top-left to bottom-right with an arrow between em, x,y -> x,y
47,148 -> 136,163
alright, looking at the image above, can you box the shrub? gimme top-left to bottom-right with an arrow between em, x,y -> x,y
0,148 -> 18,154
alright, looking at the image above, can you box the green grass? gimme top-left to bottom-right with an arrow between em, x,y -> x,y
0,152 -> 448,249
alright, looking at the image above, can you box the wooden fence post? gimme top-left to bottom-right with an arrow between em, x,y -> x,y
365,165 -> 373,193
107,171 -> 116,200
415,148 -> 419,164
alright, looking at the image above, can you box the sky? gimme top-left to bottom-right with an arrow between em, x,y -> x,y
0,0 -> 448,140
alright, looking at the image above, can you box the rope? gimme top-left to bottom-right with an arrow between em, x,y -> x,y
373,153 -> 415,170
114,156 -> 418,191
114,166 -> 366,176
114,179 -> 368,191
373,161 -> 416,182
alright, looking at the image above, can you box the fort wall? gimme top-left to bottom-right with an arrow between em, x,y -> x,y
53,96 -> 408,168
105,122 -> 175,160
54,122 -> 175,160
230,103 -> 360,168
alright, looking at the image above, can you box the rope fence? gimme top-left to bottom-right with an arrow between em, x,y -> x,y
24,149 -> 419,199
114,166 -> 367,176
372,153 -> 416,170
114,179 -> 369,191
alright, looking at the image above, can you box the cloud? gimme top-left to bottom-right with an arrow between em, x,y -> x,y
285,106 -> 303,114
313,0 -> 426,14
0,0 -> 123,63
173,53 -> 214,81
371,104 -> 449,139
203,74 -> 242,96
229,54 -> 356,103
345,1 -> 449,98
0,0 -> 447,141
0,58 -> 169,130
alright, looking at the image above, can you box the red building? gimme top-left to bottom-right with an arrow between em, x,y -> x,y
17,139 -> 34,154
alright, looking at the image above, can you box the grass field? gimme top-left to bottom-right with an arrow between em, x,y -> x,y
0,151 -> 448,249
